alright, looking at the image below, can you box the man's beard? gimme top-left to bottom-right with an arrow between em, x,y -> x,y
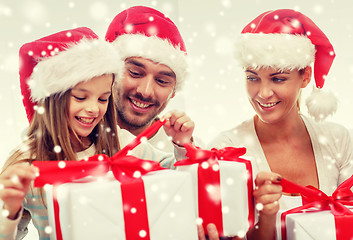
116,93 -> 162,128
117,107 -> 156,128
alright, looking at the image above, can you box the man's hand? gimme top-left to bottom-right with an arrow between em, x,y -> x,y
162,110 -> 195,147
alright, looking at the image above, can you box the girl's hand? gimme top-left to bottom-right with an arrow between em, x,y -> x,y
0,164 -> 38,219
161,110 -> 195,147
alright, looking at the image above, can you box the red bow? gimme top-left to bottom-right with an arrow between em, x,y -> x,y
280,175 -> 353,239
34,119 -> 167,187
281,176 -> 353,216
174,143 -> 247,166
34,154 -> 164,187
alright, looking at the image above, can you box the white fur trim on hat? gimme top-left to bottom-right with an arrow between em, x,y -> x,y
111,34 -> 188,91
29,39 -> 123,101
235,33 -> 316,70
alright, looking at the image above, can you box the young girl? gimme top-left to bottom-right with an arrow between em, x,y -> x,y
203,9 -> 353,240
0,27 -> 122,239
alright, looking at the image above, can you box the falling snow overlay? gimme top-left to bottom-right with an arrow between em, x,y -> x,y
1,1 -> 353,239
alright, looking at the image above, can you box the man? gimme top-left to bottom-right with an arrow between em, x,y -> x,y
105,6 -> 197,154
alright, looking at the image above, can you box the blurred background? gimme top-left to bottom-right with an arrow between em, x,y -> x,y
1,0 -> 353,164
1,0 -> 353,238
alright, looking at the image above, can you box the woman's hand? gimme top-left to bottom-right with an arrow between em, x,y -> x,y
246,171 -> 282,240
253,171 -> 282,216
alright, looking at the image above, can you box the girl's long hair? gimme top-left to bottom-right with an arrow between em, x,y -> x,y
2,76 -> 119,171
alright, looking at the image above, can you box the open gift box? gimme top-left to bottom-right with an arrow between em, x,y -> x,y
175,143 -> 255,238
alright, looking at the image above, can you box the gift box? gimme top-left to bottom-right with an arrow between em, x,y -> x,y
43,167 -> 197,240
33,120 -> 198,240
276,177 -> 353,240
174,144 -> 255,237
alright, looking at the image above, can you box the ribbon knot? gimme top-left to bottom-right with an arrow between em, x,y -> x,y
175,143 -> 247,166
280,176 -> 353,239
282,177 -> 353,216
34,119 -> 167,187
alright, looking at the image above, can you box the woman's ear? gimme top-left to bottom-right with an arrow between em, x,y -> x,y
301,66 -> 312,88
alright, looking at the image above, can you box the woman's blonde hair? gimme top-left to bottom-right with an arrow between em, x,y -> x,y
296,68 -> 307,113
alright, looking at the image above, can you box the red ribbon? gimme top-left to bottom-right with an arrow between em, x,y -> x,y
33,120 -> 166,240
175,144 -> 254,236
280,176 -> 353,240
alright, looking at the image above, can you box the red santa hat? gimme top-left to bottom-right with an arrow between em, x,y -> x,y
105,6 -> 188,91
236,9 -> 337,121
20,27 -> 123,122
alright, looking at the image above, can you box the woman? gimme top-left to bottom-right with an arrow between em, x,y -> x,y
203,9 -> 353,240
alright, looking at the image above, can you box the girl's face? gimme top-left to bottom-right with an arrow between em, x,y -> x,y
68,74 -> 113,138
245,67 -> 311,124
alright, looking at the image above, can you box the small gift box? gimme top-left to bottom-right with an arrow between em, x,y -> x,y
276,177 -> 353,240
174,144 -> 255,237
33,120 -> 198,240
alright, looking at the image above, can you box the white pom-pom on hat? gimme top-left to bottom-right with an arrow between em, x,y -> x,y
305,86 -> 338,121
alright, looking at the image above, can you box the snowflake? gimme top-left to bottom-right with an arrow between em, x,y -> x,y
10,175 -> 19,184
78,196 -> 88,205
1,209 -> 9,217
221,0 -> 231,8
196,217 -> 203,225
159,192 -> 168,202
201,161 -> 209,169
36,106 -> 45,115
89,2 -> 108,20
53,145 -> 61,153
237,230 -> 246,238
44,225 -> 52,234
174,194 -> 182,202
313,4 -> 323,14
0,4 -> 12,16
226,177 -> 234,185
130,207 -> 137,214
58,161 -> 66,169
68,2 -> 75,8
150,184 -> 159,192
139,230 -> 147,238
222,205 -> 230,214
133,171 -> 141,178
256,203 -> 264,211
212,164 -> 220,172
157,141 -> 165,150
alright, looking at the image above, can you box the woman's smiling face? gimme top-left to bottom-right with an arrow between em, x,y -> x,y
245,67 -> 311,124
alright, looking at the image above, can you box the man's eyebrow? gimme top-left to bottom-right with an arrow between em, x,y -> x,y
159,70 -> 176,78
125,59 -> 145,68
126,59 -> 176,78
